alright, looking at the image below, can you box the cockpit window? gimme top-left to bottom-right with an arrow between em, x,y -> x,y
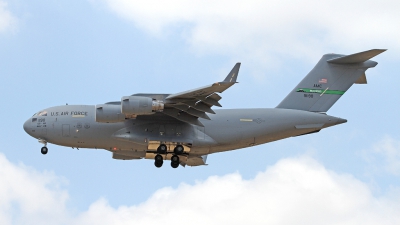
34,111 -> 48,116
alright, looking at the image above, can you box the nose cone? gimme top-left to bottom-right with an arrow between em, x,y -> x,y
23,119 -> 31,135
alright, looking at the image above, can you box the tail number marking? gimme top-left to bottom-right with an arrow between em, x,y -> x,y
304,94 -> 313,98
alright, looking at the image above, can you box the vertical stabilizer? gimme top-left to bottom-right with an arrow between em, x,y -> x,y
276,49 -> 386,112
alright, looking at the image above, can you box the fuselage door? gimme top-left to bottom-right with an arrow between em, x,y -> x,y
62,124 -> 70,137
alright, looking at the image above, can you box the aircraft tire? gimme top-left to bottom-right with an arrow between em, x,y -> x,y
41,147 -> 48,155
155,154 -> 163,161
171,155 -> 179,163
155,161 -> 163,168
154,154 -> 163,168
157,144 -> 167,154
171,161 -> 179,168
171,155 -> 179,168
173,145 -> 184,155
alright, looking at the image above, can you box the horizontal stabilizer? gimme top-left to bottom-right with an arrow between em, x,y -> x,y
327,49 -> 386,64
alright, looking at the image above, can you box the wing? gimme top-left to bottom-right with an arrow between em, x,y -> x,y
161,63 -> 241,126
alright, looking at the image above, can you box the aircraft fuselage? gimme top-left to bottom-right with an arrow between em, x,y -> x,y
22,49 -> 385,167
23,105 -> 346,161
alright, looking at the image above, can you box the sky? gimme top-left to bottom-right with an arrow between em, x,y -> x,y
0,0 -> 400,224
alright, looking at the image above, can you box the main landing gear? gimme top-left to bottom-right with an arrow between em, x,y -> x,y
154,144 -> 184,168
154,154 -> 180,168
171,155 -> 179,168
154,154 -> 163,168
157,144 -> 167,154
174,145 -> 184,155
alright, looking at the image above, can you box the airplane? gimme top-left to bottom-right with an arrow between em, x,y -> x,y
23,49 -> 386,168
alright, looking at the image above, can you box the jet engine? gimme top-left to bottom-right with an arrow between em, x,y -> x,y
121,96 -> 164,117
95,104 -> 125,123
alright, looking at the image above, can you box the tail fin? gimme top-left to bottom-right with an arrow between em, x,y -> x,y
276,49 -> 386,112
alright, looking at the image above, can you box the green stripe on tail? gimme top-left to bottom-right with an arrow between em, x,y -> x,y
296,88 -> 345,95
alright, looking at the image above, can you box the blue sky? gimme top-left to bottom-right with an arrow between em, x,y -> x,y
1,0 -> 400,224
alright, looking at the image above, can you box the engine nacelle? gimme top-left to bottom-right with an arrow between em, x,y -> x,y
95,104 -> 125,123
121,96 -> 164,117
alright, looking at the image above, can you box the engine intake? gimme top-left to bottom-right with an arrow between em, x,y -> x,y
121,96 -> 164,117
95,104 -> 125,123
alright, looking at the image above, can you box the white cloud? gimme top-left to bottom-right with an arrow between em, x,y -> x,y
72,156 -> 400,225
1,152 -> 400,224
95,0 -> 397,66
369,136 -> 400,176
0,153 -> 69,225
0,1 -> 16,33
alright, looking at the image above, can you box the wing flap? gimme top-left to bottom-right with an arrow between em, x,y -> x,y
186,108 -> 211,120
183,101 -> 216,114
161,109 -> 204,127
196,95 -> 222,107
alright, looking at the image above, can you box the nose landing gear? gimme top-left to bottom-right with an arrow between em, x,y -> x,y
39,139 -> 48,155
41,146 -> 48,155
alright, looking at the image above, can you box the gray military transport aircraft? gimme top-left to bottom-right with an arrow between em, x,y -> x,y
23,49 -> 385,168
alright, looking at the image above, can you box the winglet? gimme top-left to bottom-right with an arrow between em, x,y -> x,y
223,63 -> 241,83
327,49 -> 386,64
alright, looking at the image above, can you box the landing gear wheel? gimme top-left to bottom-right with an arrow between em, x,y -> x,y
155,154 -> 163,161
154,154 -> 163,168
41,146 -> 48,155
155,161 -> 163,168
174,145 -> 184,155
171,155 -> 179,168
171,161 -> 179,168
157,144 -> 167,154
171,155 -> 179,163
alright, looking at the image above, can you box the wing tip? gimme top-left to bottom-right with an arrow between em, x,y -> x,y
223,63 -> 241,83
